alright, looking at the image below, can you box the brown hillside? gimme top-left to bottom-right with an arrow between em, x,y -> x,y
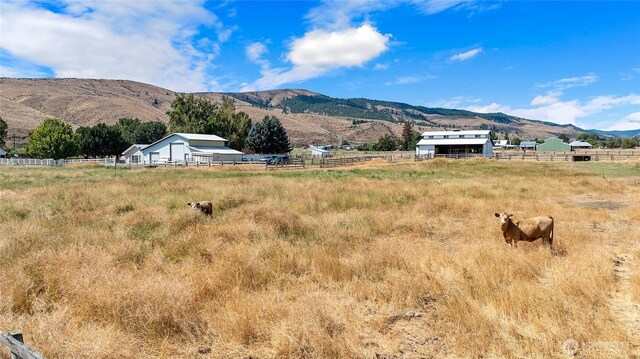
0,78 -> 583,147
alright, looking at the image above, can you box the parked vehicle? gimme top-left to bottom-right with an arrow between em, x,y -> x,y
259,155 -> 278,163
268,155 -> 291,165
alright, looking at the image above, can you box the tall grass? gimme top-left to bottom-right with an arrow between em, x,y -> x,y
1,160 -> 638,358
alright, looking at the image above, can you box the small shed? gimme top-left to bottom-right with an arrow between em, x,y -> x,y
0,148 -> 6,158
537,137 -> 571,152
569,141 -> 593,150
519,141 -> 537,150
122,144 -> 149,164
309,146 -> 331,158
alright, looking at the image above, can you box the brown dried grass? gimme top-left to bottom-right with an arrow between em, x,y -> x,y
0,160 -> 638,358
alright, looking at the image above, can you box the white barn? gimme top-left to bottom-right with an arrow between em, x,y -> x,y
139,133 -> 244,164
416,130 -> 493,158
309,145 -> 331,158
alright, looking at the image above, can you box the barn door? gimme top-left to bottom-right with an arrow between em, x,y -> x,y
170,143 -> 185,162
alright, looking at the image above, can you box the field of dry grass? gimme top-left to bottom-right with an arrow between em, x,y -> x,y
1,159 -> 639,358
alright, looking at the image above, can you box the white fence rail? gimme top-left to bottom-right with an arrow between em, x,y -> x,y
0,158 -> 115,166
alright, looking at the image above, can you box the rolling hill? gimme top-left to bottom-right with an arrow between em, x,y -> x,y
0,78 -> 604,147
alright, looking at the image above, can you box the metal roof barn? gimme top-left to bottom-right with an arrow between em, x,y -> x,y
416,130 -> 493,158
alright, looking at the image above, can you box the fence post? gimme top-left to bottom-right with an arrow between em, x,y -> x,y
10,332 -> 22,359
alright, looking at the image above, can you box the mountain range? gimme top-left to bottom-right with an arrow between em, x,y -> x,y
1,78 -> 635,147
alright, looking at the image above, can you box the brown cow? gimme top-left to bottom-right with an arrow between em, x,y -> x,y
494,212 -> 554,249
188,201 -> 213,216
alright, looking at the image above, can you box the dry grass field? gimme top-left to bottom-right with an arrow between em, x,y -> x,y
1,159 -> 639,358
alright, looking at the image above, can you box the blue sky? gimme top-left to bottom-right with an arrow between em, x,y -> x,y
1,1 -> 639,130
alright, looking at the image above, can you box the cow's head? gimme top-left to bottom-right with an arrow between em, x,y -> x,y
494,212 -> 513,226
188,202 -> 201,209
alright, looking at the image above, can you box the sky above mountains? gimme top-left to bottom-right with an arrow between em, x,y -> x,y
1,0 -> 639,131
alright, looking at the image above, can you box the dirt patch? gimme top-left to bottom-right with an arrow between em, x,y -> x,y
576,201 -> 626,210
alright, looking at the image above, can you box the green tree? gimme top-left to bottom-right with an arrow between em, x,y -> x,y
401,121 -> 414,151
490,131 -> 499,141
620,137 -> 637,149
245,116 -> 291,154
558,134 -> 570,143
118,118 -> 167,145
373,134 -> 400,151
0,116 -> 7,147
27,118 -> 78,159
167,95 -> 251,150
76,123 -> 128,158
167,94 -> 217,134
511,137 -> 522,146
504,132 -> 510,142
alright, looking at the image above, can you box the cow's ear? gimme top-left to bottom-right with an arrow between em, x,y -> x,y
187,203 -> 191,205
508,214 -> 513,217
494,213 -> 500,217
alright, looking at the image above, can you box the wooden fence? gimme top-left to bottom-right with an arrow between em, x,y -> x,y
0,331 -> 46,359
0,158 -> 115,167
265,158 -> 306,170
317,155 -> 392,168
493,152 -> 640,161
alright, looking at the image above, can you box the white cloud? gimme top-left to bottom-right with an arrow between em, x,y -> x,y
242,24 -> 390,91
373,63 -> 389,70
412,0 -> 471,15
288,24 -> 390,68
450,48 -> 482,61
606,112 -> 640,131
0,1 -> 231,92
246,42 -> 268,62
537,73 -> 599,91
385,74 -> 436,86
466,93 -> 640,126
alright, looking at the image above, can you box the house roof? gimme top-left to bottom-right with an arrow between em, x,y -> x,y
122,144 -> 149,155
416,138 -> 490,146
173,133 -> 227,142
144,133 -> 228,151
569,141 -> 593,147
188,146 -> 244,155
309,146 -> 330,153
519,141 -> 537,147
0,148 -> 6,156
420,130 -> 490,137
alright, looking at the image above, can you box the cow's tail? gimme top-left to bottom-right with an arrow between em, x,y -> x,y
549,216 -> 554,248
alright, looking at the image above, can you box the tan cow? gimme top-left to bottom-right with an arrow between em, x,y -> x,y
188,201 -> 213,216
494,212 -> 554,249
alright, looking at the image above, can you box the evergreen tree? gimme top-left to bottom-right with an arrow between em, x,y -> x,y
245,116 -> 291,154
27,118 -> 78,159
401,121 -> 414,150
0,116 -> 7,147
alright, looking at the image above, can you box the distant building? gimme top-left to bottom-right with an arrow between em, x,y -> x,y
537,137 -> 571,152
519,141 -> 537,150
569,141 -> 593,150
494,140 -> 517,149
415,130 -> 493,158
0,148 -> 6,158
309,145 -> 331,158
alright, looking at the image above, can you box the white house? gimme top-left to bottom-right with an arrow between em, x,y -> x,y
494,140 -> 517,150
138,133 -> 244,164
309,145 -> 331,158
122,144 -> 149,164
415,130 -> 493,158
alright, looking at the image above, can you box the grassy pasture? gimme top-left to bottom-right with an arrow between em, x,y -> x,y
1,159 -> 639,358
